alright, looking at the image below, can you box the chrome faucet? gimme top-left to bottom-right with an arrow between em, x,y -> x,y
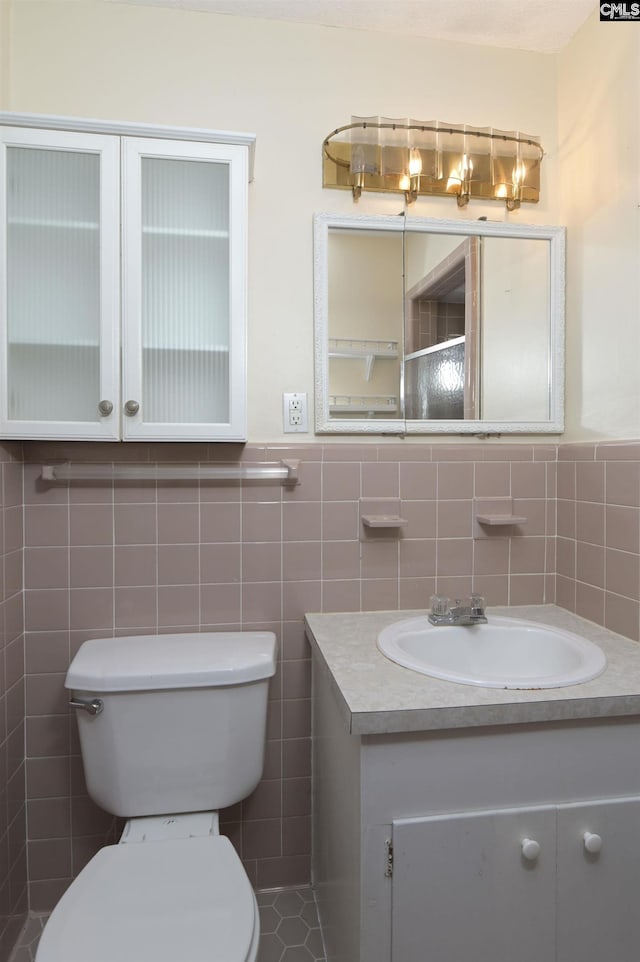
428,594 -> 488,626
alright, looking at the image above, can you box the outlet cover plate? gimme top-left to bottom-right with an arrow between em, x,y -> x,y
283,392 -> 308,433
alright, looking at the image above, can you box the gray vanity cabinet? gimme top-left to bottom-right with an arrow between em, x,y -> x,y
391,797 -> 640,962
391,806 -> 557,962
555,798 -> 640,961
311,654 -> 640,962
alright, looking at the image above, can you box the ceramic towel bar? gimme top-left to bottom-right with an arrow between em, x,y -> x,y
40,459 -> 300,485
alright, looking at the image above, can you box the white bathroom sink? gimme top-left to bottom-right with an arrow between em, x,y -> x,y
377,615 -> 607,689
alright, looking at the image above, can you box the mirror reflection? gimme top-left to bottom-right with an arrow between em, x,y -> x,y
315,214 -> 565,435
327,228 -> 403,419
404,233 -> 479,421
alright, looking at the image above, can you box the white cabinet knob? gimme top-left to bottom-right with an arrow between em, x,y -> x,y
583,832 -> 602,854
521,838 -> 541,861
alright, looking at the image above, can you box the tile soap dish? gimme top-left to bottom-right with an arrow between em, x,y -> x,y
473,497 -> 527,539
359,498 -> 407,538
362,514 -> 408,528
475,512 -> 528,525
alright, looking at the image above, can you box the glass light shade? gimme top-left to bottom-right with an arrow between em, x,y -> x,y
350,115 -> 380,176
380,116 -> 411,178
437,124 -> 468,194
517,135 -> 542,201
491,128 -> 542,203
464,125 -> 492,191
409,120 -> 441,186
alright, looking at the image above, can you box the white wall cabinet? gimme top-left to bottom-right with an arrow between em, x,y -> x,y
0,117 -> 252,441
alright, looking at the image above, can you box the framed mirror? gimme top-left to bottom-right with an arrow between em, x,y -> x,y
313,213 -> 565,435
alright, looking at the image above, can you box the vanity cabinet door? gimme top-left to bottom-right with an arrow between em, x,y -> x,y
556,797 -> 640,962
391,806 -> 557,962
0,126 -> 120,439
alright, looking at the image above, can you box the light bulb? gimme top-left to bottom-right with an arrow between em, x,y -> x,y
512,161 -> 526,187
408,148 -> 422,177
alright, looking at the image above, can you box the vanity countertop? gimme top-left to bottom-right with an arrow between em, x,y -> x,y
304,605 -> 640,735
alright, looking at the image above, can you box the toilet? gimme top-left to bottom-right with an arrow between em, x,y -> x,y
35,630 -> 277,962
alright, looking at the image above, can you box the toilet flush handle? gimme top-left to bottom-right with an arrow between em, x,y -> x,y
69,695 -> 104,716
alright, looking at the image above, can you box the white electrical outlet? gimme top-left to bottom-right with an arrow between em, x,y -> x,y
283,392 -> 308,433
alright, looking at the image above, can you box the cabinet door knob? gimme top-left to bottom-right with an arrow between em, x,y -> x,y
98,400 -> 113,417
124,400 -> 140,416
583,832 -> 602,854
521,838 -> 541,861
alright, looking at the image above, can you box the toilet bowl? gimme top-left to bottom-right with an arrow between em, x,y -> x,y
36,816 -> 259,962
34,632 -> 277,962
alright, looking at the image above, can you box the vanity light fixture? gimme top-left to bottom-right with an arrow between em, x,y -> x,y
322,116 -> 543,210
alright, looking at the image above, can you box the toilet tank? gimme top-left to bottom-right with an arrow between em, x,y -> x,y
65,632 -> 277,818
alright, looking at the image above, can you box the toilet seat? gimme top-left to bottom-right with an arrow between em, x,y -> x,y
35,836 -> 258,962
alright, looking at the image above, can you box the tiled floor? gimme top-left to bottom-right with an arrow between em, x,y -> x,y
8,886 -> 325,962
256,887 -> 325,961
7,915 -> 46,962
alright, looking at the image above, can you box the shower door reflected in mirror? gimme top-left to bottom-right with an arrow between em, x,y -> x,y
404,235 -> 479,421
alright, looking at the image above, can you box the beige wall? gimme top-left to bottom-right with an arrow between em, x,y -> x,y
0,0 -> 10,108
7,0 -> 560,441
559,12 -> 640,442
10,4 -> 639,445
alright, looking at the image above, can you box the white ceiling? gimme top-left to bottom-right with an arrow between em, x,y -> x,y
111,0 -> 598,53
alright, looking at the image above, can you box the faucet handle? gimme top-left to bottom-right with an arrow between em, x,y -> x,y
470,593 -> 486,612
430,595 -> 450,617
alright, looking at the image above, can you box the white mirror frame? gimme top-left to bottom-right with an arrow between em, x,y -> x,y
313,212 -> 566,436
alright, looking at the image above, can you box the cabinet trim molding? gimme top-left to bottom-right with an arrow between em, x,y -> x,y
0,112 -> 256,180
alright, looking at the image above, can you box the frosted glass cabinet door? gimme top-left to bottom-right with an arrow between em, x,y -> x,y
121,138 -> 248,441
0,127 -> 120,439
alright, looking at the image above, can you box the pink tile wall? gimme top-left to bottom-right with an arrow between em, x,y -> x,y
7,434 -> 640,937
557,441 -> 640,642
0,442 -> 27,962
18,439 -> 559,910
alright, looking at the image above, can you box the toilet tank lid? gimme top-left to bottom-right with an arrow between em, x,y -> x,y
65,631 -> 277,692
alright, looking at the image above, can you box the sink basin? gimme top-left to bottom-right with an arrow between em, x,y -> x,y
377,615 -> 607,689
